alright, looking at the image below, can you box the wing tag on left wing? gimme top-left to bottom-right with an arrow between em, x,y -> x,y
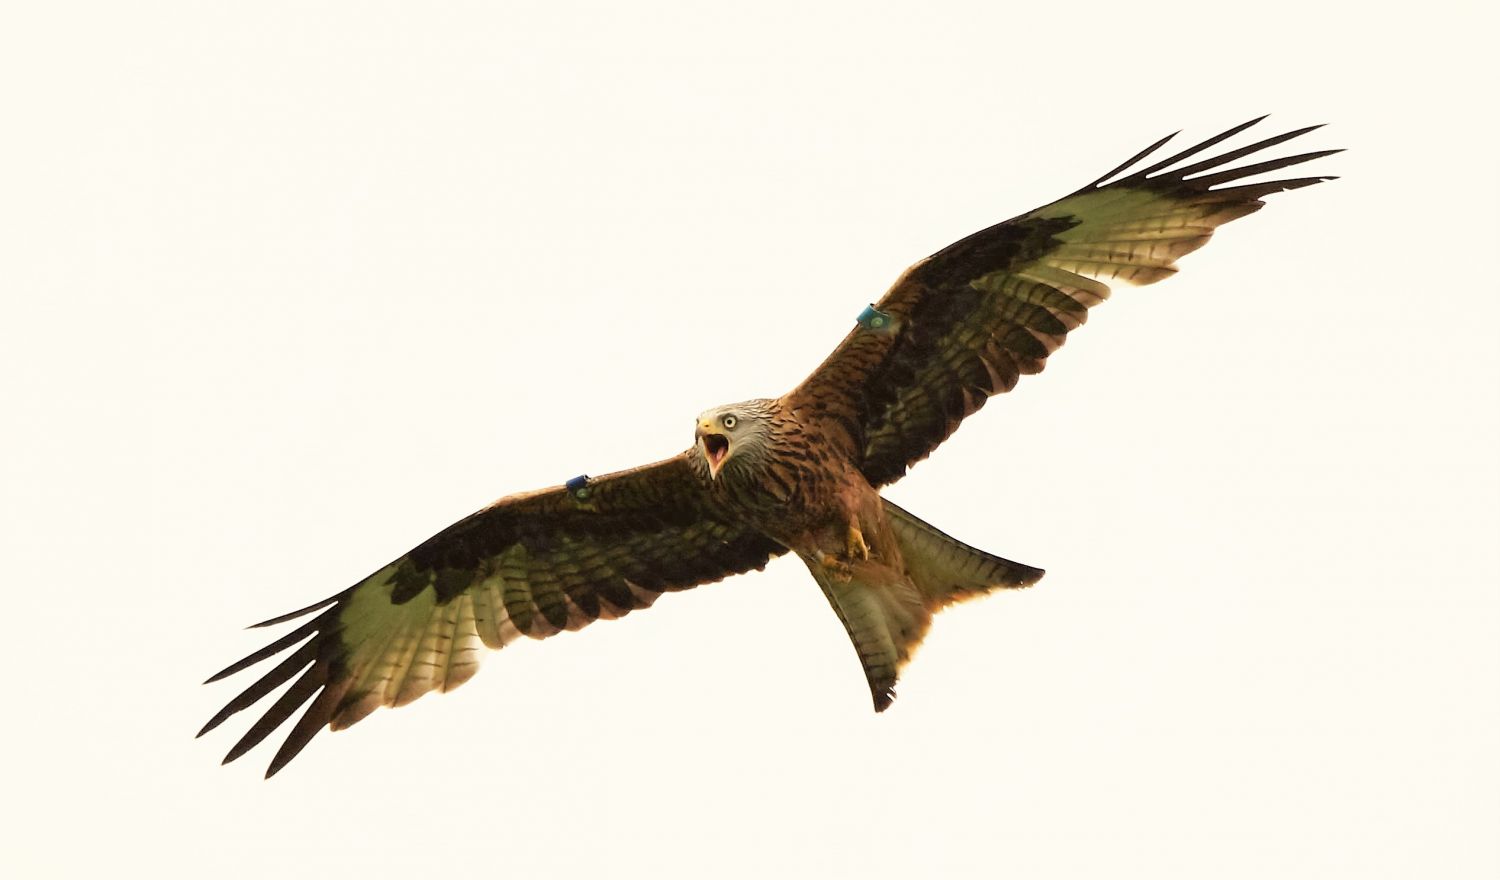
856,304 -> 898,333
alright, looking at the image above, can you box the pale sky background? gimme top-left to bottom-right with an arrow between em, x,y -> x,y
3,2 -> 1497,878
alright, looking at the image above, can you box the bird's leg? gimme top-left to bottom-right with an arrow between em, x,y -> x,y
845,521 -> 870,562
814,548 -> 854,583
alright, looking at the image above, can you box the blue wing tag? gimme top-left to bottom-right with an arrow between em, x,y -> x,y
565,474 -> 593,501
856,304 -> 896,333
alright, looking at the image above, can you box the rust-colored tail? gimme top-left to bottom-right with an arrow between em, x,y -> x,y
883,500 -> 1044,606
805,501 -> 1043,711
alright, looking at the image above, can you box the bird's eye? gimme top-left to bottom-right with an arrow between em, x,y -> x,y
722,415 -> 737,429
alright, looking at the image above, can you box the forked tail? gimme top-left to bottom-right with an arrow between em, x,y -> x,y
883,500 -> 1044,605
806,500 -> 1043,710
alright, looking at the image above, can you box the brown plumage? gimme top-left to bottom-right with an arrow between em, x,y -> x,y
202,118 -> 1338,776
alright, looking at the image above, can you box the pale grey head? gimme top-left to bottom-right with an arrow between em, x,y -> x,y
693,398 -> 778,480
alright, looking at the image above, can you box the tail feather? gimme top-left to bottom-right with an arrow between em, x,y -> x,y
883,500 -> 1044,604
806,560 -> 930,711
805,502 -> 1044,711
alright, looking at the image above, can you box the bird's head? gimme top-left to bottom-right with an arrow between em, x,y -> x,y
695,400 -> 774,480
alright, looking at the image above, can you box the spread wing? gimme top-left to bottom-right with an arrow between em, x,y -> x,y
199,452 -> 784,777
786,117 -> 1339,487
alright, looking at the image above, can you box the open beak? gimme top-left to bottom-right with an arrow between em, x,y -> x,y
697,425 -> 730,478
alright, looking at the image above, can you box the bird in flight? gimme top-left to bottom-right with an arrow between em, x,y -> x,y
201,117 -> 1337,777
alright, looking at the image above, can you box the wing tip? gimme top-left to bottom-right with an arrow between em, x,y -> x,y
247,591 -> 346,629
1091,117 -> 1339,195
1085,129 -> 1180,188
263,747 -> 298,779
202,614 -> 343,772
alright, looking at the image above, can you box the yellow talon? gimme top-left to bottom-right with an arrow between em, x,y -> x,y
846,523 -> 870,561
818,550 -> 854,583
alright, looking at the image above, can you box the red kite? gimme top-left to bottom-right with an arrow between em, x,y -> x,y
201,118 -> 1337,776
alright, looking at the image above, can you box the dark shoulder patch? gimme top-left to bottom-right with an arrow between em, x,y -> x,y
913,214 -> 1078,287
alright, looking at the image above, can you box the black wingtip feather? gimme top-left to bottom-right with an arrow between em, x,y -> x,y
264,678 -> 351,778
248,591 -> 345,628
1186,148 -> 1345,189
1085,118 -> 1337,197
221,663 -> 327,766
204,612 -> 327,684
199,640 -> 320,737
1166,126 -> 1329,181
1130,115 -> 1271,179
1087,130 -> 1179,188
1212,175 -> 1339,198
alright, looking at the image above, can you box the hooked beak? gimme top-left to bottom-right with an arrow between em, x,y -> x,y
697,423 -> 730,478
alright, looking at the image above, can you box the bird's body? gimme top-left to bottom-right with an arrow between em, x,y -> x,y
693,398 -> 870,560
202,118 -> 1338,776
687,393 -> 1045,710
